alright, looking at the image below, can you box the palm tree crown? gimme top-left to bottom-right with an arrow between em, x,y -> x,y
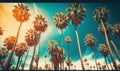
0,47 -> 8,58
13,3 -> 30,22
3,36 -> 16,50
33,15 -> 48,32
54,12 -> 68,30
25,29 -> 40,46
84,34 -> 97,47
98,44 -> 108,57
93,7 -> 110,22
65,36 -> 72,43
66,3 -> 86,26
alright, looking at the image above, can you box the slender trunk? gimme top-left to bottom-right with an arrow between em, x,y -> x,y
104,57 -> 110,70
110,40 -> 120,61
5,22 -> 22,70
36,32 -> 41,70
91,48 -> 98,70
68,43 -> 70,70
74,27 -> 85,70
16,56 -> 21,70
100,20 -> 118,70
107,56 -> 114,70
29,32 -> 37,70
4,22 -> 22,70
18,56 -> 23,69
22,47 -> 30,70
61,30 -> 64,47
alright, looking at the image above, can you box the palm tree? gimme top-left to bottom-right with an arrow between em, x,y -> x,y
65,36 -> 71,70
0,47 -> 8,64
93,7 -> 118,69
84,34 -> 98,70
54,12 -> 68,47
0,27 -> 3,35
98,44 -> 110,70
66,3 -> 86,70
33,14 -> 48,70
98,22 -> 120,62
15,42 -> 27,70
113,23 -> 120,41
5,3 -> 30,70
25,28 -> 40,70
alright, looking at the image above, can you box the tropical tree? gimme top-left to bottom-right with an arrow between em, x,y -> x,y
5,3 -> 30,70
0,27 -> 3,35
93,7 -> 118,69
25,28 -> 40,70
98,44 -> 110,70
65,36 -> 71,70
33,14 -> 48,70
66,3 -> 86,70
98,22 -> 120,62
15,42 -> 27,70
84,34 -> 98,70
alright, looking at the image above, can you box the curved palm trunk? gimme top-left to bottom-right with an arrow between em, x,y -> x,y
22,47 -> 30,70
107,56 -> 114,70
110,40 -> 120,61
100,20 -> 118,70
4,22 -> 22,70
74,27 -> 85,70
67,43 -> 70,70
91,48 -> 98,70
36,32 -> 41,70
16,56 -> 21,70
104,57 -> 110,70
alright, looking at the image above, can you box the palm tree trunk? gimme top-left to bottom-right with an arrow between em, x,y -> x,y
18,55 -> 23,69
68,43 -> 70,70
104,57 -> 110,70
107,56 -> 114,70
110,40 -> 120,61
91,48 -> 98,70
29,32 -> 38,70
16,56 -> 21,70
74,27 -> 85,70
4,22 -> 22,70
22,47 -> 30,70
100,19 -> 118,70
36,32 -> 41,70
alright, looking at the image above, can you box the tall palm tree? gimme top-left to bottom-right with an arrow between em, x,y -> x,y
25,28 -> 40,70
98,22 -> 120,62
15,42 -> 27,70
98,44 -> 110,70
65,36 -> 71,70
66,3 -> 86,70
84,34 -> 98,70
0,27 -> 3,35
33,14 -> 48,70
5,3 -> 30,70
54,12 -> 68,47
93,7 -> 118,69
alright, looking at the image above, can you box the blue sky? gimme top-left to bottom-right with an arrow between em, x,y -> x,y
0,3 -> 120,70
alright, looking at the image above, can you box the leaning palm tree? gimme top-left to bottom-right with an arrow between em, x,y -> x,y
98,44 -> 110,70
98,22 -> 120,62
93,7 -> 118,69
84,34 -> 98,70
5,3 -> 30,70
54,12 -> 68,47
65,36 -> 71,70
66,3 -> 86,70
0,27 -> 3,35
33,14 -> 48,70
25,28 -> 40,70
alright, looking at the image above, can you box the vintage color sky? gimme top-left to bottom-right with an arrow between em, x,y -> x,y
0,3 -> 120,70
